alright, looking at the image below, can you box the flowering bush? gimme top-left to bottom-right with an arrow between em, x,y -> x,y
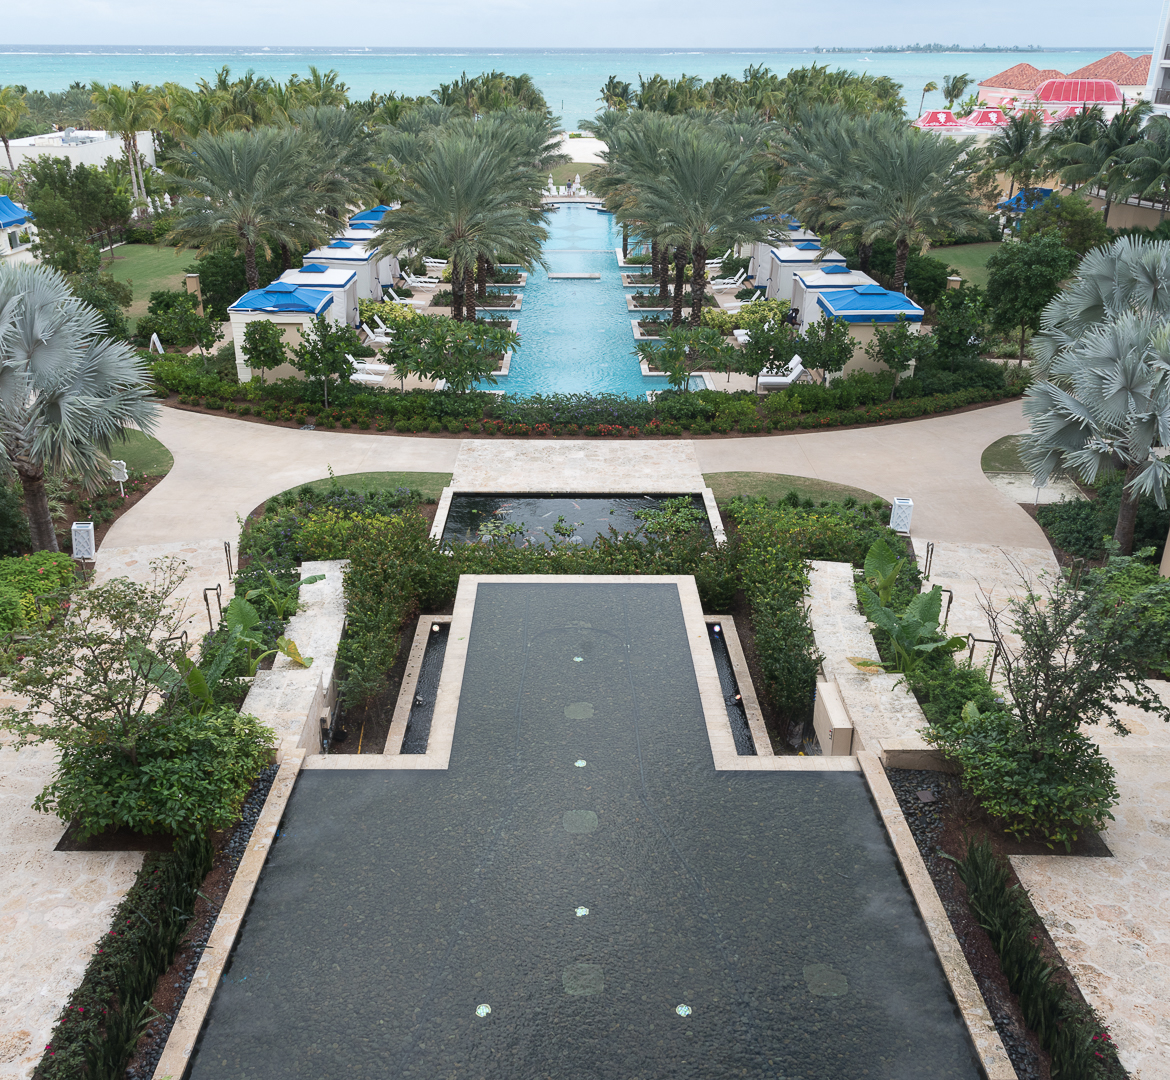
0,551 -> 77,631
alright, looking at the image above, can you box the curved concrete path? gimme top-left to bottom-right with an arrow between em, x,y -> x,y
106,399 -> 1042,550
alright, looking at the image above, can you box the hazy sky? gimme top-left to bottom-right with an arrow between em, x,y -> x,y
1,0 -> 1161,49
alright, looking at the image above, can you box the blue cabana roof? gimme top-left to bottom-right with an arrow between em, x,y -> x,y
328,240 -> 354,249
997,187 -> 1054,213
229,283 -> 333,315
350,205 -> 391,224
348,221 -> 376,231
796,242 -> 821,250
0,196 -> 32,228
817,285 -> 924,323
300,263 -> 330,273
822,264 -> 852,274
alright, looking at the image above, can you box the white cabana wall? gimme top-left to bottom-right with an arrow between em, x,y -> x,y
792,267 -> 877,331
766,247 -> 848,303
279,266 -> 360,327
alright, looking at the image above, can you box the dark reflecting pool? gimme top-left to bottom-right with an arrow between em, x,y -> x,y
190,582 -> 979,1080
440,493 -> 709,547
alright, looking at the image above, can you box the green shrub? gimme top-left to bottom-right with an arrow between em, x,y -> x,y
0,550 -> 76,629
0,482 -> 31,557
35,707 -> 274,840
1037,476 -> 1170,561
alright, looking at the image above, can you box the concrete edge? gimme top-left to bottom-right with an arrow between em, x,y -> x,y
151,748 -> 305,1080
857,750 -> 1016,1080
705,615 -> 771,757
430,487 -> 453,541
383,615 -> 453,756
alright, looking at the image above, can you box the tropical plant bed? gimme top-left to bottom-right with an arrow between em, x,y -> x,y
887,768 -> 1125,1080
58,473 -> 168,554
159,389 -> 1022,438
628,292 -> 717,308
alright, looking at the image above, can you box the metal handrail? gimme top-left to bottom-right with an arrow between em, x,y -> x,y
224,541 -> 235,581
967,633 -> 1004,682
203,584 -> 222,631
923,541 -> 935,580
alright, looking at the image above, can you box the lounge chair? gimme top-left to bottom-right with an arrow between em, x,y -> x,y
709,268 -> 747,291
732,329 -> 751,345
360,323 -> 392,346
403,271 -> 442,289
385,286 -> 427,308
423,258 -> 448,271
350,371 -> 385,387
346,353 -> 391,376
757,355 -> 806,393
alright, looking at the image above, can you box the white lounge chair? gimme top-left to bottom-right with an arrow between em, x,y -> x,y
404,271 -> 441,289
385,286 -> 427,308
732,329 -> 751,344
423,258 -> 448,272
350,371 -> 384,387
360,323 -> 392,346
757,355 -> 806,393
346,353 -> 391,376
709,268 -> 747,291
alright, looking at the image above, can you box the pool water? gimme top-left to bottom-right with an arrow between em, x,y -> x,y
440,493 -> 709,548
483,203 -> 704,397
189,581 -> 981,1080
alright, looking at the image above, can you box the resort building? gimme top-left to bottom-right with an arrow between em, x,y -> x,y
2,128 -> 156,170
762,243 -> 848,303
300,236 -> 393,301
791,266 -> 879,332
0,196 -> 35,266
806,283 -> 925,379
975,63 -> 1066,107
278,264 -> 360,327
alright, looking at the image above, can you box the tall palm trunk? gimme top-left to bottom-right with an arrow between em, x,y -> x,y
16,461 -> 58,553
1113,463 -> 1142,555
244,241 -> 259,291
464,265 -> 477,322
622,222 -> 629,259
689,243 -> 708,327
671,247 -> 688,327
476,255 -> 488,300
658,244 -> 671,302
858,242 -> 872,274
650,240 -> 660,297
2,137 -> 13,173
893,239 -> 910,292
1102,192 -> 1114,225
280,243 -> 292,273
451,258 -> 465,321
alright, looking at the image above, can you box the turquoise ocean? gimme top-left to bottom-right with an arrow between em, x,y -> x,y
0,46 -> 1152,127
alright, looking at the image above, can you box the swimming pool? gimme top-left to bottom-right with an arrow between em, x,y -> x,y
484,203 -> 705,397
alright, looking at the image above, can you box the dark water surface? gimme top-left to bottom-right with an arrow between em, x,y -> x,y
440,493 -> 709,548
190,582 -> 979,1080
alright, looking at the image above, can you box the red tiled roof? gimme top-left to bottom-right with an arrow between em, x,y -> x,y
978,63 -> 1066,90
1035,78 -> 1124,104
1067,52 -> 1151,86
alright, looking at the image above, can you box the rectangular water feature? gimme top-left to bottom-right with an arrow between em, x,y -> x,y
438,492 -> 710,548
187,579 -> 983,1080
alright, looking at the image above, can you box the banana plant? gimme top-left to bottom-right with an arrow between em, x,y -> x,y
863,538 -> 904,607
245,565 -> 326,621
858,583 -> 966,676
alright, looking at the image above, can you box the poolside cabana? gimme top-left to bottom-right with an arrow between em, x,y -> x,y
349,205 -> 393,226
279,264 -> 360,327
0,196 -> 36,266
809,284 -> 925,379
791,265 -> 878,331
301,238 -> 392,301
228,282 -> 335,382
766,244 -> 847,302
912,109 -> 963,130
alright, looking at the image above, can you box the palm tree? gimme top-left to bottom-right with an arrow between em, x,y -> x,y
986,110 -> 1046,202
842,128 -> 984,290
0,264 -> 159,551
88,82 -> 155,208
373,127 -> 547,321
166,128 -> 326,291
289,105 -> 379,221
599,77 -> 633,111
1056,99 -> 1152,225
0,85 -> 29,172
636,124 -> 768,325
942,74 -> 971,110
919,81 -> 938,115
1118,115 -> 1170,220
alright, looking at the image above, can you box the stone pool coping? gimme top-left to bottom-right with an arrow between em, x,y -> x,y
383,614 -> 452,755
150,748 -> 304,1080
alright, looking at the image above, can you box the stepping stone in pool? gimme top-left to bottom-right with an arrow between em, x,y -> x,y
803,963 -> 849,998
562,962 -> 605,995
564,701 -> 594,720
563,810 -> 599,834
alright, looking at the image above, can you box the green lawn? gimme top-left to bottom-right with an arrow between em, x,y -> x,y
980,434 -> 1026,473
932,242 -> 1000,289
550,162 -> 598,187
102,244 -> 191,318
703,472 -> 882,506
285,471 -> 453,503
111,429 -> 174,476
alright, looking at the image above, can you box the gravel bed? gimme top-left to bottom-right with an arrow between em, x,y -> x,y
886,768 -> 1043,1080
125,762 -> 280,1080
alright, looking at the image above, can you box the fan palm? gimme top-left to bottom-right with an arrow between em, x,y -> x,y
0,85 -> 29,172
0,264 -> 160,551
166,128 -> 327,290
841,128 -> 984,290
88,82 -> 155,207
636,125 -> 768,325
